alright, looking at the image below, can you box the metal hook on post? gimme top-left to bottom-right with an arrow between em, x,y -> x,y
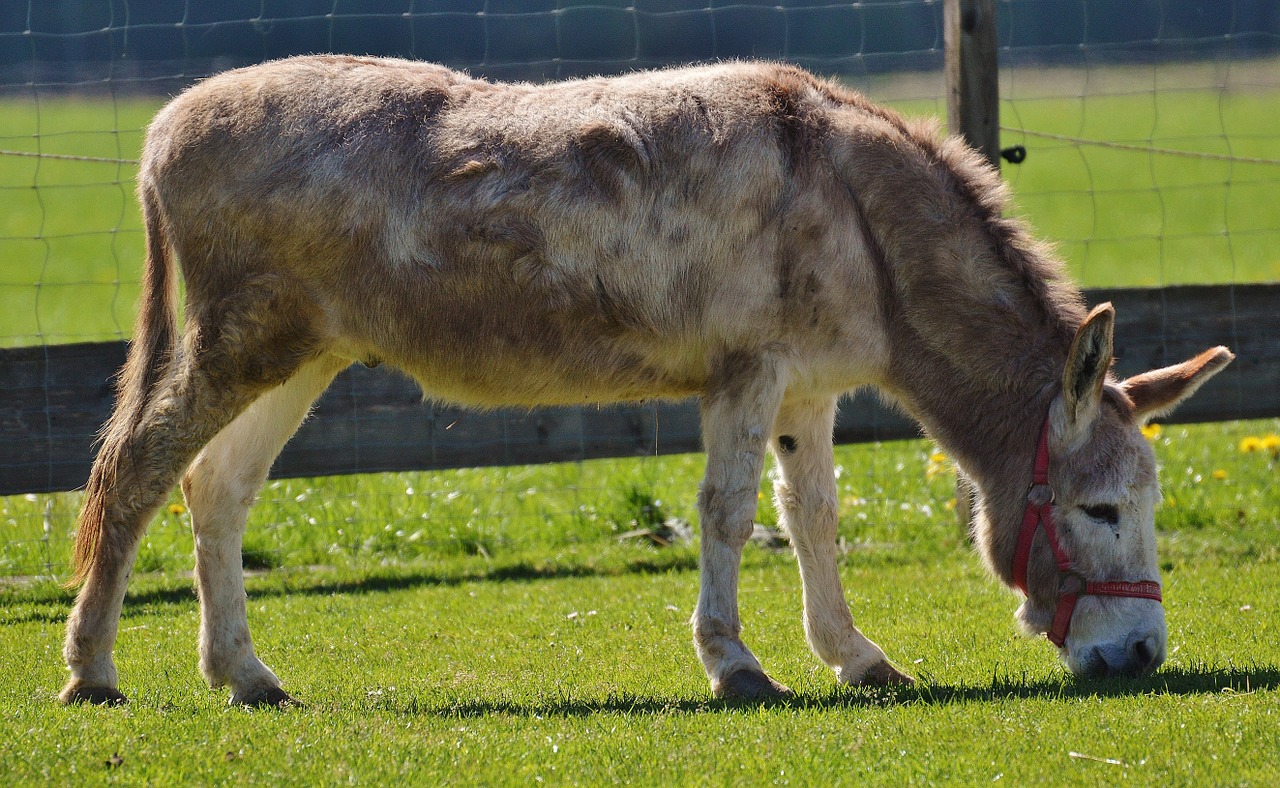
1001,145 -> 1027,164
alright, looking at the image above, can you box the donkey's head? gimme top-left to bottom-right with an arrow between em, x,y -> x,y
981,304 -> 1233,678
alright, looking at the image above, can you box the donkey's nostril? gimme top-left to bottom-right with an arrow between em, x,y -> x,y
1081,647 -> 1108,678
1133,639 -> 1152,665
1128,635 -> 1161,673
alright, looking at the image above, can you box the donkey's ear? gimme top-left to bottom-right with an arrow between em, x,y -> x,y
1119,346 -> 1234,424
1062,303 -> 1115,428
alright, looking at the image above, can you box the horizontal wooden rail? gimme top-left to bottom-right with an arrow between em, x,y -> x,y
1,284 -> 1276,496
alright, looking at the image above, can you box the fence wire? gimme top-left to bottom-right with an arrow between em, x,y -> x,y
1,0 -> 1276,579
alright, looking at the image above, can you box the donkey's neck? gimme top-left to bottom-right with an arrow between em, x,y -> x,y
869,219 -> 1075,490
885,329 -> 1057,494
837,121 -> 1083,492
832,113 -> 1087,580
881,310 -> 1064,590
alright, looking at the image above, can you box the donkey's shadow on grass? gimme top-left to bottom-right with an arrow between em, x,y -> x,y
10,562 -> 1274,712
422,666 -> 1280,719
2,552 -> 704,625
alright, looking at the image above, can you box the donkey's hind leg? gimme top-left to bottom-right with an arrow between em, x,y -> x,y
692,351 -> 790,700
61,281 -> 324,705
770,397 -> 911,686
181,355 -> 347,707
61,361 -> 278,705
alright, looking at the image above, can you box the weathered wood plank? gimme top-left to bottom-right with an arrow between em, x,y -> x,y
0,342 -> 128,495
1091,285 -> 1279,424
1,285 -> 1275,496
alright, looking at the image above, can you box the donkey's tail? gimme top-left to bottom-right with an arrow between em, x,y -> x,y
66,183 -> 179,588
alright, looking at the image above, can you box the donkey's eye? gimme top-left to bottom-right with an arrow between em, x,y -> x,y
1080,503 -> 1120,526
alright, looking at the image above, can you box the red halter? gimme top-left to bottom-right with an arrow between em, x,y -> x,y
1011,416 -> 1163,647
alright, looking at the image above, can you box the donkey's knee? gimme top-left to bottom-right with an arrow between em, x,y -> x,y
697,482 -> 760,547
773,480 -> 839,545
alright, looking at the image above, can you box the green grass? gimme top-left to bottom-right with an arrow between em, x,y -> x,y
3,561 -> 1278,783
1,419 -> 1277,783
1001,84 -> 1280,288
0,95 -> 157,346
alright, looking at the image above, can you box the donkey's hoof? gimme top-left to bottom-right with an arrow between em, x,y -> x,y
855,659 -> 914,686
59,684 -> 127,706
718,669 -> 794,701
231,685 -> 302,709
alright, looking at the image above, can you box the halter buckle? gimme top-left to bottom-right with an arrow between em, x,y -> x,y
1057,570 -> 1086,597
1027,482 -> 1054,507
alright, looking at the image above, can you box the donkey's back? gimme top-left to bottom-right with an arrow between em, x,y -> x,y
143,56 -> 893,407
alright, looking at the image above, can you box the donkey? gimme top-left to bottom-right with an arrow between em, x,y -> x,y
61,56 -> 1232,706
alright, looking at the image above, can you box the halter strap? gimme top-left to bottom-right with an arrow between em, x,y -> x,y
1012,414 -> 1163,648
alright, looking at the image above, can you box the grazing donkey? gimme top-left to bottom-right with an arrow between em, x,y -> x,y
61,56 -> 1232,706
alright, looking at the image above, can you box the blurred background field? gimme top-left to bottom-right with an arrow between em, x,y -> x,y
1,61 -> 1278,347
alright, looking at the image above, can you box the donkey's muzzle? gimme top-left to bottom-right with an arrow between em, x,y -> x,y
1079,630 -> 1165,678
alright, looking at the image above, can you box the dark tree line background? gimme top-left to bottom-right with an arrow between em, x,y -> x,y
3,0 -> 1277,86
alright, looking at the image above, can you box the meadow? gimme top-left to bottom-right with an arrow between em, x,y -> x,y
1,62 -> 1279,783
1,61 -> 1278,346
1,419 -> 1278,783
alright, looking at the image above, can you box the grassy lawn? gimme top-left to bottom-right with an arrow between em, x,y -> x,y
2,557 -> 1277,783
1,419 -> 1277,783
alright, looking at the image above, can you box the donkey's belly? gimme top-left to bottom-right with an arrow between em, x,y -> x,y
328,293 -> 705,407
387,338 -> 705,408
325,225 -> 887,407
342,306 -> 879,409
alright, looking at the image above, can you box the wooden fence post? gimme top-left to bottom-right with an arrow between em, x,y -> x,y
945,0 -> 1000,167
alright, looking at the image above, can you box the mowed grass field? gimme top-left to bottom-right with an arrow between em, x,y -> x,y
1,62 -> 1279,783
1,419 -> 1278,783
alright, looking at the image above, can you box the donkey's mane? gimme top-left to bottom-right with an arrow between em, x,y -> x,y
800,65 -> 1086,390
916,127 -> 1087,349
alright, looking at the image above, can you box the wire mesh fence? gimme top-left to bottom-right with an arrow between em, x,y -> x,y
1,0 -> 1276,580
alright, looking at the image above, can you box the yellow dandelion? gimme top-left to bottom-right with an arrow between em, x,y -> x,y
167,503 -> 187,515
1240,436 -> 1263,453
1262,434 -> 1280,451
930,451 -> 948,464
944,498 -> 957,511
1212,469 -> 1228,481
1140,423 -> 1163,441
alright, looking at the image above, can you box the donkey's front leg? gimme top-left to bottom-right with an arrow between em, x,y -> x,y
692,351 -> 790,700
771,397 -> 912,686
